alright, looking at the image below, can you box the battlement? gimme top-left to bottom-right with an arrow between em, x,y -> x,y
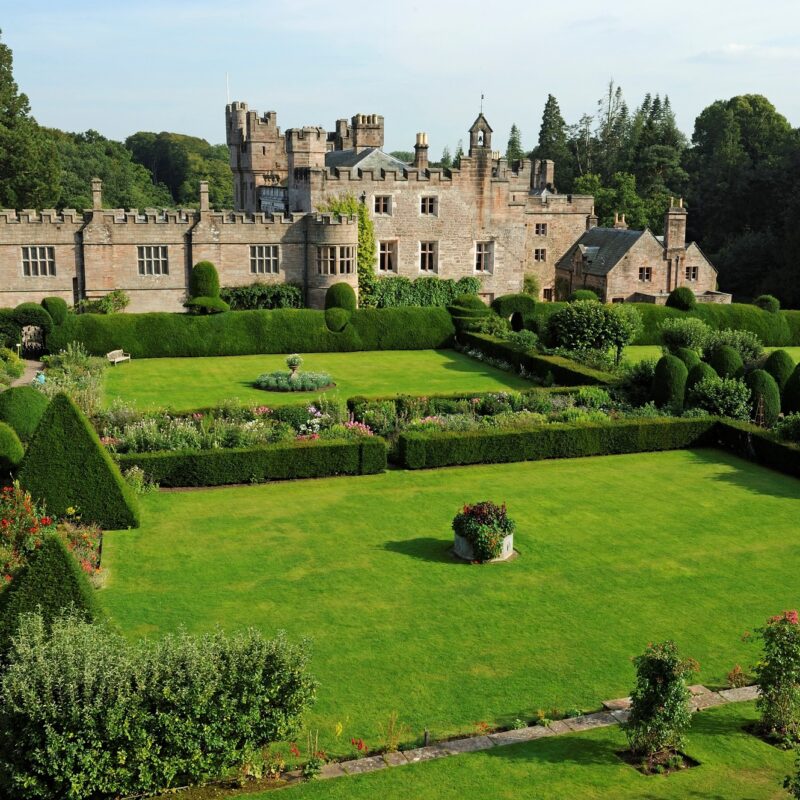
309,213 -> 359,226
0,209 -> 85,224
286,126 -> 328,149
94,209 -> 195,225
203,210 -> 306,225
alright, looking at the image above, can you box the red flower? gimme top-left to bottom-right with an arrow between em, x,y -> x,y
289,742 -> 301,758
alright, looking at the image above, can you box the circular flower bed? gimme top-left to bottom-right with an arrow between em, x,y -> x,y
452,501 -> 516,563
254,371 -> 334,393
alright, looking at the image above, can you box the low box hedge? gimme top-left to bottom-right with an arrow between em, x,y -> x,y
398,417 -> 716,470
48,307 -> 455,358
459,332 -> 614,386
713,419 -> 800,479
116,437 -> 387,487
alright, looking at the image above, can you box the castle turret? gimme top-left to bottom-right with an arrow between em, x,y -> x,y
351,114 -> 384,152
286,127 -> 328,213
413,132 -> 429,170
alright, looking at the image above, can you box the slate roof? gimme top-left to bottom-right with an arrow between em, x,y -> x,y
325,148 -> 409,174
556,227 -> 647,276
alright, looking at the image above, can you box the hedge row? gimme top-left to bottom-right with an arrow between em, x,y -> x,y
47,307 -> 456,357
398,417 -> 716,469
116,437 -> 387,487
459,331 -> 615,386
713,419 -> 800,479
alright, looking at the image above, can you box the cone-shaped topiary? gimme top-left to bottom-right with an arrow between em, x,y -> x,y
674,347 -> 701,370
764,349 -> 795,393
707,345 -> 744,378
0,386 -> 50,442
325,282 -> 357,312
782,365 -> 800,415
652,355 -> 688,411
188,261 -> 220,299
18,393 -> 139,529
0,533 -> 100,661
0,422 -> 24,474
666,286 -> 696,311
744,369 -> 781,427
686,362 -> 717,393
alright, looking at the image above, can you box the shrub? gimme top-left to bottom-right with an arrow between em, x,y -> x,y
624,641 -> 696,758
501,329 -> 539,351
755,294 -> 780,313
606,304 -> 643,364
522,274 -> 539,297
666,286 -> 697,311
659,317 -> 710,353
219,283 -> 304,310
40,297 -> 68,326
686,362 -> 717,393
707,344 -> 744,378
325,282 -> 357,312
0,346 -> 24,383
13,303 -> 53,335
491,293 -> 536,320
753,610 -> 800,744
652,355 -> 688,411
616,358 -> 658,406
184,296 -> 230,314
189,260 -> 220,299
325,306 -> 350,332
0,387 -> 49,442
0,612 -> 317,799
784,366 -> 800,415
776,414 -> 800,443
687,376 -> 751,420
475,314 -> 510,337
0,309 -> 21,348
569,288 -> 599,302
453,294 -> 486,310
674,346 -> 701,370
765,349 -> 795,392
547,300 -> 608,350
0,422 -> 23,474
17,393 -> 140,529
371,275 -> 480,308
705,328 -> 763,366
254,371 -> 333,392
75,289 -> 130,315
452,501 -> 515,563
0,533 -> 99,662
744,369 -> 781,427
37,342 -> 106,417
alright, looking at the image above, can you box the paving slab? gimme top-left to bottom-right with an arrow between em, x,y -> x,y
547,720 -> 572,735
688,684 -> 711,696
441,735 -> 495,755
382,751 -> 408,766
318,763 -> 346,780
402,745 -> 449,764
341,755 -> 387,775
564,712 -> 618,732
489,725 -> 555,746
718,685 -> 759,703
610,708 -> 631,724
602,696 -> 631,711
691,692 -> 727,711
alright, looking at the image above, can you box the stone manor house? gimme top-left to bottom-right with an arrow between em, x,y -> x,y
0,104 -> 724,312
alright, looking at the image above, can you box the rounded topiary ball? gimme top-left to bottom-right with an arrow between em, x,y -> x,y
0,421 -> 24,473
569,289 -> 599,302
652,354 -> 689,411
707,345 -> 744,378
0,386 -> 49,442
325,306 -> 350,332
674,346 -> 701,370
325,282 -> 357,312
764,349 -> 795,392
189,261 -> 220,299
754,294 -> 780,313
744,369 -> 781,427
666,286 -> 697,311
782,365 -> 800,415
686,362 -> 717,393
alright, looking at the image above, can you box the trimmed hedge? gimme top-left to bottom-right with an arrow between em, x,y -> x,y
764,349 -> 795,391
652,355 -> 688,410
0,308 -> 21,348
41,297 -> 68,326
48,307 -> 456,357
324,306 -> 350,332
0,533 -> 99,662
783,311 -> 800,345
707,345 -> 743,378
459,332 -> 614,386
783,365 -> 800,415
116,437 -> 387,487
569,289 -> 600,302
189,261 -> 220,299
18,393 -> 140,529
0,386 -> 50,442
755,294 -> 780,313
674,347 -> 701,370
686,362 -> 717,392
184,296 -> 230,314
13,303 -> 53,334
219,283 -> 303,310
371,275 -> 481,308
666,286 -> 696,311
325,282 -> 357,312
398,417 -> 716,470
0,422 -> 23,473
713,420 -> 800,480
744,369 -> 780,427
491,293 -> 536,319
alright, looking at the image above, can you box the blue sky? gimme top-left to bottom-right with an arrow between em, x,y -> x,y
3,0 -> 799,155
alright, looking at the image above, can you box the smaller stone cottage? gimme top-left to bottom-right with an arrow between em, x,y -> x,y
555,200 -> 730,304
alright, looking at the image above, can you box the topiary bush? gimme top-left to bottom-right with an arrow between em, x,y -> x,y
687,376 -> 751,420
659,317 -> 710,354
569,288 -> 599,302
184,296 -> 230,315
0,308 -> 21,348
673,346 -> 701,370
705,328 -> 763,366
188,260 -> 220,299
491,293 -> 535,320
324,306 -> 350,332
707,344 -> 744,378
745,369 -> 781,427
783,365 -> 800,415
17,393 -> 140,529
0,422 -> 24,474
686,362 -> 717,393
755,294 -> 780,313
652,355 -> 688,411
13,302 -> 53,335
665,286 -> 697,311
325,282 -> 357,312
40,297 -> 68,326
764,349 -> 795,392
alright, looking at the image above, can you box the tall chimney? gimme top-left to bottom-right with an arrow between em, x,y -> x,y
413,132 -> 429,170
664,197 -> 688,290
613,212 -> 628,230
586,205 -> 598,230
91,178 -> 103,210
199,181 -> 210,213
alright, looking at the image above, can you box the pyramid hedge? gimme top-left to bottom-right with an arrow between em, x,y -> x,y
18,393 -> 140,529
0,386 -> 50,442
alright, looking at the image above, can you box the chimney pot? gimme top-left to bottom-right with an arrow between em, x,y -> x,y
91,178 -> 103,210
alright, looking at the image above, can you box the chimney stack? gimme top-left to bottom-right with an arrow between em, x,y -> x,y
613,212 -> 628,230
91,178 -> 103,210
586,205 -> 599,230
199,181 -> 210,213
413,132 -> 429,170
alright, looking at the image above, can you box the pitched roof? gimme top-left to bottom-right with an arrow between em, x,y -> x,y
469,113 -> 493,133
556,227 -> 647,275
325,147 -> 408,174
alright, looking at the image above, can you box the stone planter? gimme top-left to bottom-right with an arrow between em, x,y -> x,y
453,532 -> 515,563
288,365 -> 300,381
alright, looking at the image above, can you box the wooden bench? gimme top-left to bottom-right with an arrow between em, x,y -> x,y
106,349 -> 131,365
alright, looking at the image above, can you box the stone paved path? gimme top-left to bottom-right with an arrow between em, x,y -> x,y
10,359 -> 43,388
318,685 -> 760,781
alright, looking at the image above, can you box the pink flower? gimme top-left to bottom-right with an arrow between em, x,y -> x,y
253,406 -> 271,416
192,413 -> 204,421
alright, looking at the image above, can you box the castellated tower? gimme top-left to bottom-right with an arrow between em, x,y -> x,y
225,102 -> 288,212
351,114 -> 384,152
286,127 -> 327,213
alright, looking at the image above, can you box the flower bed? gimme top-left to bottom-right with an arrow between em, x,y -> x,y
452,501 -> 516,563
254,371 -> 334,392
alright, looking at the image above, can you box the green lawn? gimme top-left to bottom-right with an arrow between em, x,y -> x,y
101,449 -> 800,758
624,345 -> 800,364
102,350 -> 531,411
279,703 -> 794,800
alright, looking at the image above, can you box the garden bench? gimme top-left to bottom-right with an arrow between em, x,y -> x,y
106,349 -> 131,365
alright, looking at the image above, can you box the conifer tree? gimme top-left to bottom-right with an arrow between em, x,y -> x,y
440,146 -> 452,169
453,139 -> 464,168
505,124 -> 524,163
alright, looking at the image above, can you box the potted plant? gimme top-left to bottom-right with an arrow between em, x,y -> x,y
452,501 -> 515,563
286,353 -> 303,381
